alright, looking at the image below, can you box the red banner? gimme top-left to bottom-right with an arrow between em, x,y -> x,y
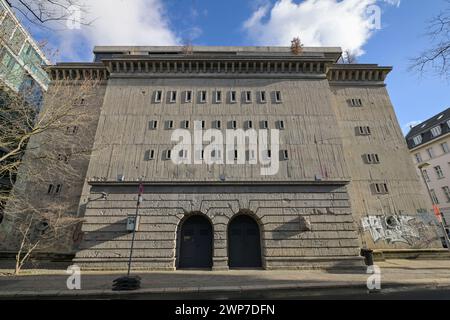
433,205 -> 443,222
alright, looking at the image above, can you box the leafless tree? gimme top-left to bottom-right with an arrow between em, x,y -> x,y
290,37 -> 304,55
411,1 -> 450,79
0,67 -> 102,274
340,50 -> 358,64
6,0 -> 90,29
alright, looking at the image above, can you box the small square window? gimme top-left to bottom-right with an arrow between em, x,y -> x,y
282,150 -> 289,160
214,120 -> 221,129
145,150 -> 155,160
166,120 -> 174,129
357,126 -> 371,136
182,120 -> 190,129
47,184 -> 54,194
149,120 -> 158,130
230,120 -> 237,129
261,121 -> 268,129
245,120 -> 253,129
166,150 -> 172,160
66,126 -> 79,135
278,120 -> 285,130
350,98 -> 362,107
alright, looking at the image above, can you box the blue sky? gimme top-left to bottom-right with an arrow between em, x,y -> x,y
22,0 -> 450,134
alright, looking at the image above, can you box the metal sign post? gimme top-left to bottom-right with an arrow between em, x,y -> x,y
112,183 -> 144,291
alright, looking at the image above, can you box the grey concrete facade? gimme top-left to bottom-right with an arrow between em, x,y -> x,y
2,46 -> 443,270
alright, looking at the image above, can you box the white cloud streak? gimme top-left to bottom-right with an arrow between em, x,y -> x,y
244,0 -> 401,56
57,0 -> 179,60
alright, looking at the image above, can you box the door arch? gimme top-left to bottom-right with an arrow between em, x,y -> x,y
228,215 -> 262,269
179,215 -> 213,269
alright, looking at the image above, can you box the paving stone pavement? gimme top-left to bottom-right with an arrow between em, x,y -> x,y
0,259 -> 450,299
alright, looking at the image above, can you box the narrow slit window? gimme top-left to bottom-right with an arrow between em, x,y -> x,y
260,91 -> 267,103
245,91 -> 252,103
185,90 -> 193,103
170,91 -> 177,103
275,91 -> 282,103
230,91 -> 237,103
155,90 -> 163,103
215,91 -> 222,103
200,91 -> 207,103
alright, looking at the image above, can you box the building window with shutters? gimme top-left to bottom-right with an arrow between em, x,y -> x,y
431,125 -> 442,137
423,170 -> 431,182
415,153 -> 423,163
427,148 -> 435,159
435,166 -> 445,179
430,189 -> 439,204
441,142 -> 450,154
413,135 -> 422,146
443,187 -> 450,202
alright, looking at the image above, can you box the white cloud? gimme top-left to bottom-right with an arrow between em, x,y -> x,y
244,0 -> 401,56
403,120 -> 423,134
57,0 -> 179,60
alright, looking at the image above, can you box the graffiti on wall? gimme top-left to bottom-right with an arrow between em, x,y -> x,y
361,215 -> 437,246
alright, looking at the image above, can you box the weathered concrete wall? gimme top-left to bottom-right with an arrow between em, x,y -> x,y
74,184 -> 363,270
329,84 -> 442,249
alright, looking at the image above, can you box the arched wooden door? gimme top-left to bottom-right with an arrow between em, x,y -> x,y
179,215 -> 213,269
228,215 -> 262,269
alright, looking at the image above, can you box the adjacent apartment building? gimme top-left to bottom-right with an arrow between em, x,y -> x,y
1,46 -> 443,271
406,108 -> 450,227
0,0 -> 50,221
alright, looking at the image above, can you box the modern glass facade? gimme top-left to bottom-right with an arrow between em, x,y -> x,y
0,0 -> 49,97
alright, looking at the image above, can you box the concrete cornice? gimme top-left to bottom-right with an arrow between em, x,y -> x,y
327,65 -> 392,84
87,180 -> 350,187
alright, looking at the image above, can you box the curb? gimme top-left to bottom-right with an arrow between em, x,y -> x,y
1,282 -> 449,299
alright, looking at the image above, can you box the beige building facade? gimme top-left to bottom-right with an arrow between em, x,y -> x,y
1,46 -> 443,270
406,108 -> 450,231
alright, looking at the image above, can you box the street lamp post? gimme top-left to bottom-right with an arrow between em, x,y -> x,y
418,163 -> 450,251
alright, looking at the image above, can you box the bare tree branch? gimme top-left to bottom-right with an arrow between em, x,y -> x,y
410,1 -> 450,79
7,0 -> 92,30
1,64 -> 103,274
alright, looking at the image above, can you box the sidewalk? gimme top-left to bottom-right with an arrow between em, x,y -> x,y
1,259 -> 450,299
